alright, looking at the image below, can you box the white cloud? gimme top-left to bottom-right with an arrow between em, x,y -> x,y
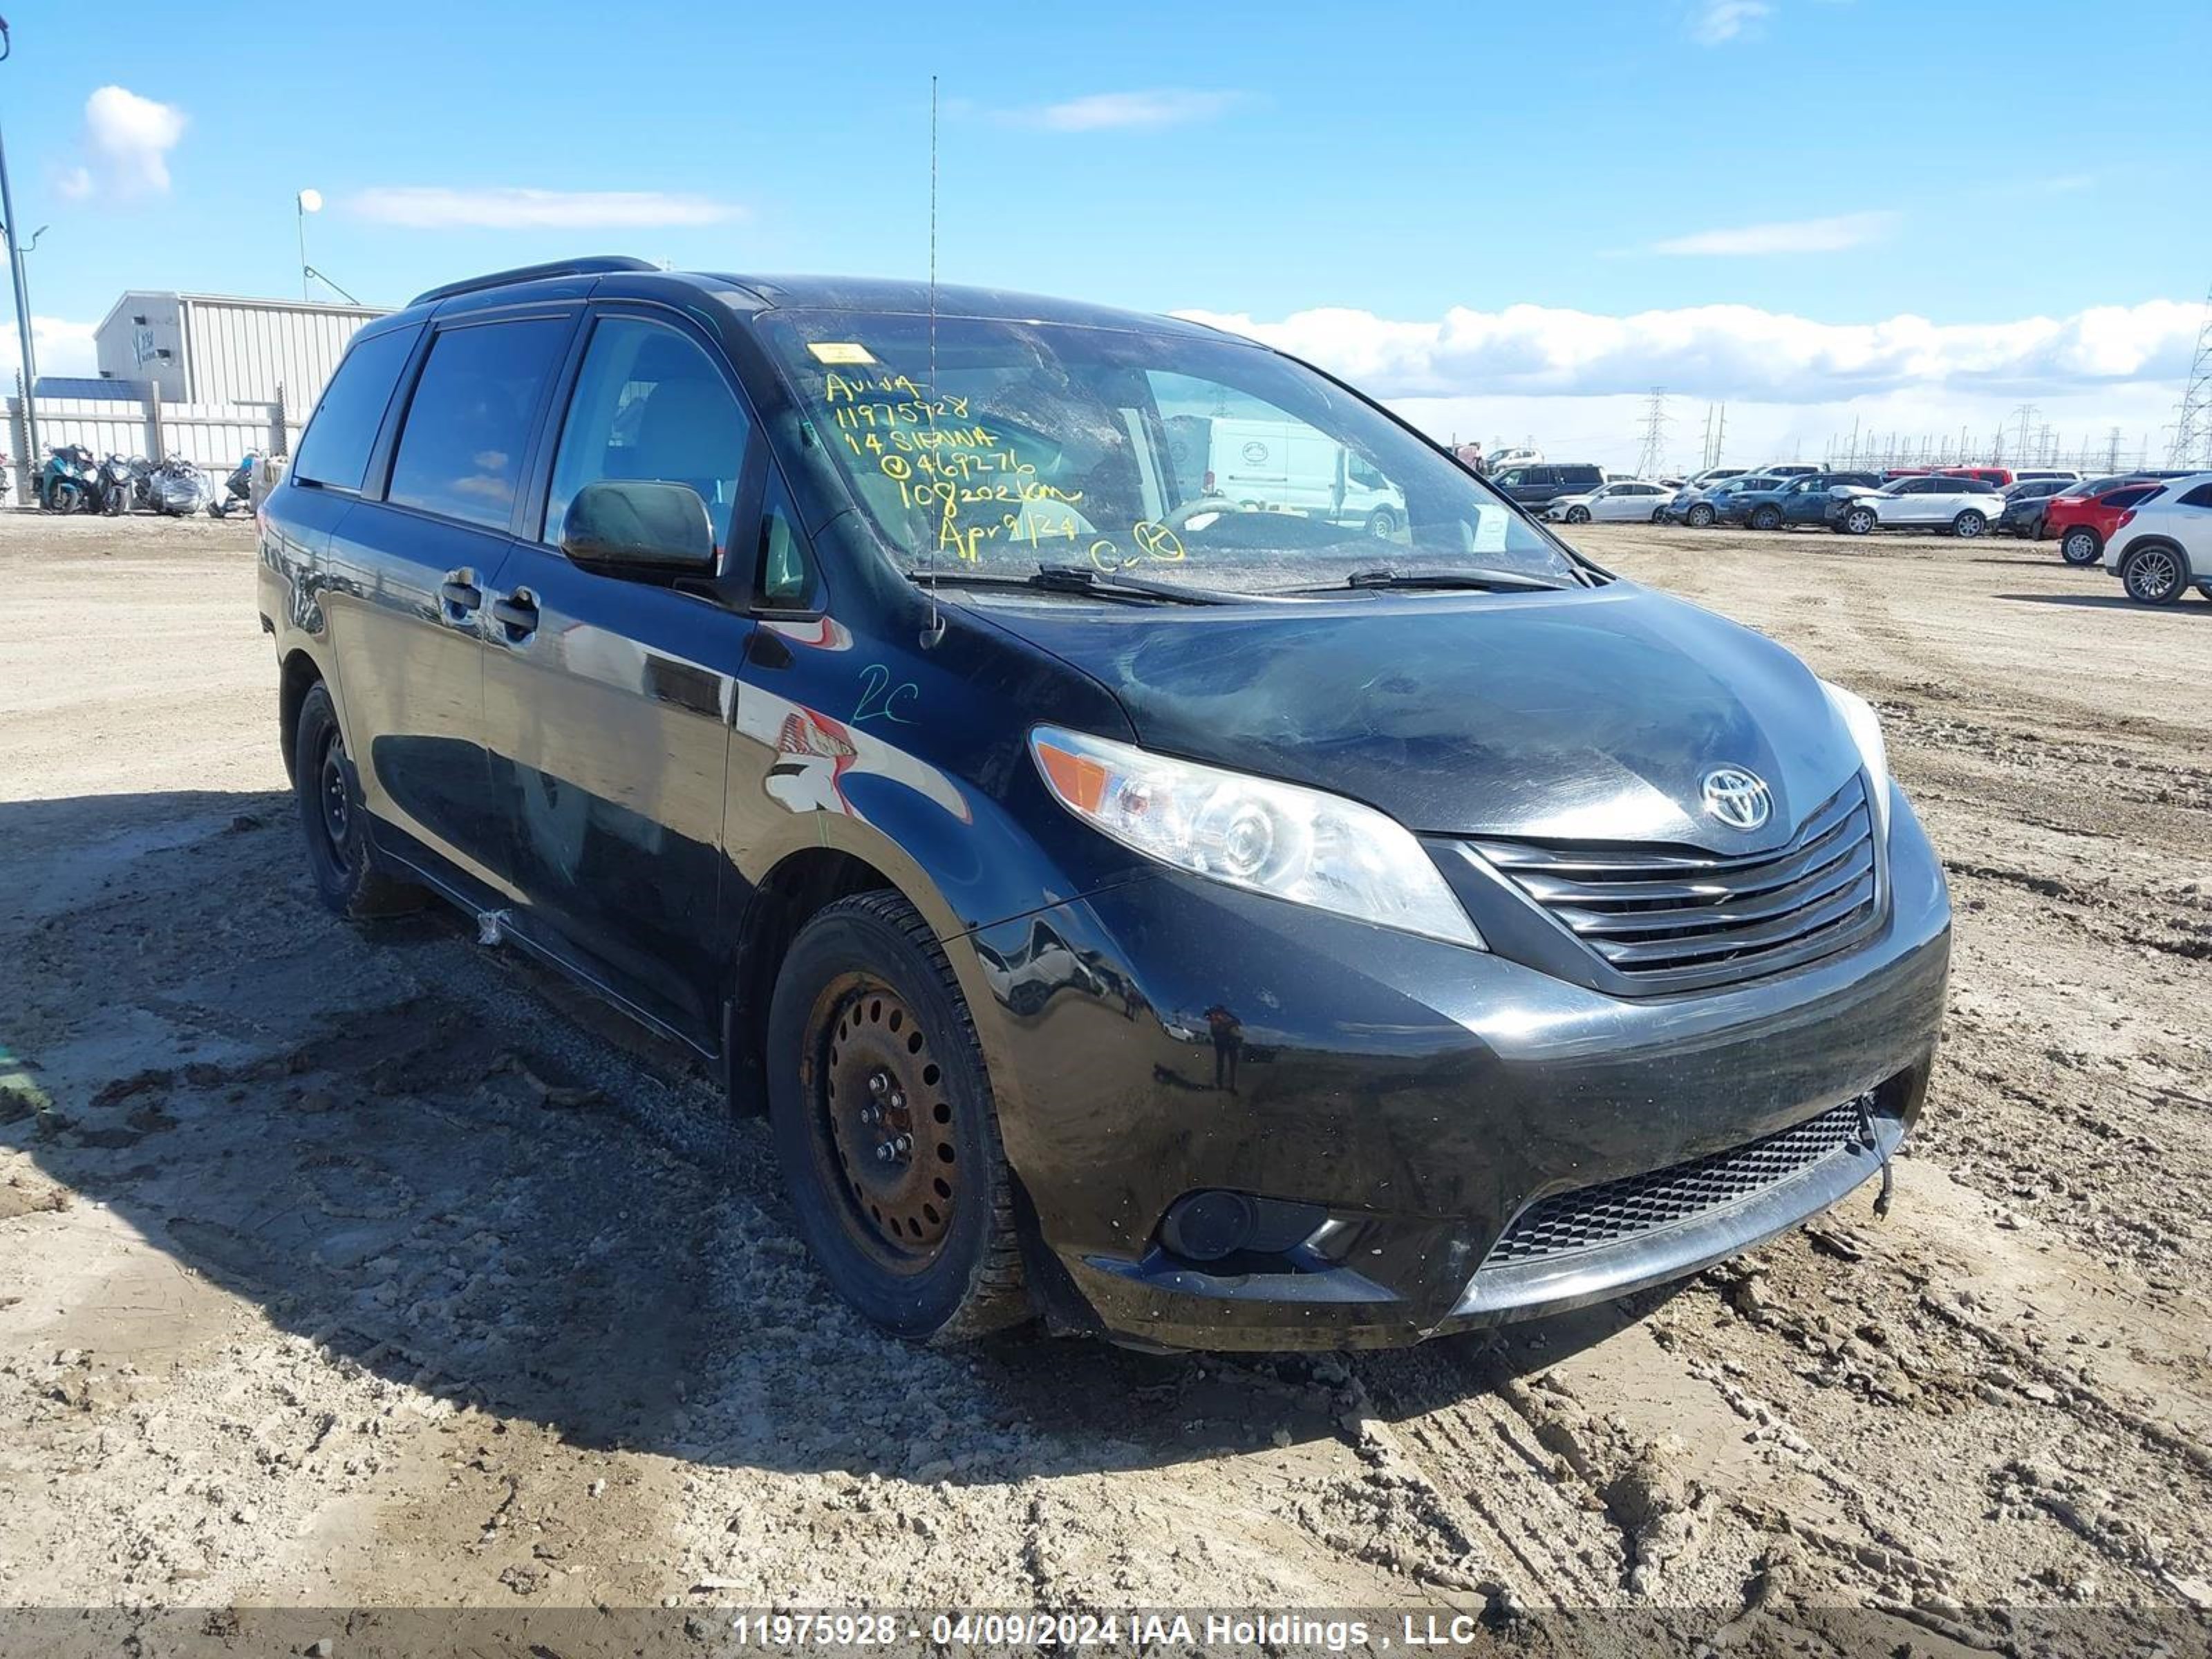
1172,297 -> 2204,409
1690,0 -> 1772,44
56,86 -> 185,199
1004,89 -> 1244,133
1647,211 -> 1897,256
348,187 -> 744,230
0,316 -> 100,385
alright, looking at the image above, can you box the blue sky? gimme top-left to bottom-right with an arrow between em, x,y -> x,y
10,0 -> 2211,468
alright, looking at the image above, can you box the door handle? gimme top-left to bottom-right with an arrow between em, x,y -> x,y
438,572 -> 482,617
490,590 -> 540,641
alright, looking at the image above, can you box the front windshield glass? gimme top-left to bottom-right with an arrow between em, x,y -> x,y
758,310 -> 1576,594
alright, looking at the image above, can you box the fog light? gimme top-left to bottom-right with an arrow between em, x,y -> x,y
1158,1191 -> 1329,1264
1160,1190 -> 1257,1262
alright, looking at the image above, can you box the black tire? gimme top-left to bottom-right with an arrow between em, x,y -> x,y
2059,527 -> 2101,567
1364,507 -> 1398,539
1951,509 -> 1987,539
1650,507 -> 1666,523
1564,505 -> 1591,525
2119,544 -> 2190,606
48,480 -> 82,515
1750,505 -> 1783,532
1685,503 -> 1716,527
292,682 -> 423,919
1841,505 -> 1877,536
767,890 -> 1029,1343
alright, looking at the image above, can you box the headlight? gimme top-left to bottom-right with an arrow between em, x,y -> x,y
1819,680 -> 1891,841
1029,725 -> 1485,950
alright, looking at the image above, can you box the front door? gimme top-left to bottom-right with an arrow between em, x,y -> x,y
480,310 -> 759,1046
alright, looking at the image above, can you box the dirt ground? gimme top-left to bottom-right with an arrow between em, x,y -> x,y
3,508 -> 2210,1652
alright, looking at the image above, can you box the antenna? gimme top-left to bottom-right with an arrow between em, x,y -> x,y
919,73 -> 946,649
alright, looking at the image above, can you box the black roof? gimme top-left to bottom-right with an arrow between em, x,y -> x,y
402,255 -> 1225,340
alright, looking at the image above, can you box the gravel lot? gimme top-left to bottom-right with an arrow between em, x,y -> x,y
3,508 -> 2210,1650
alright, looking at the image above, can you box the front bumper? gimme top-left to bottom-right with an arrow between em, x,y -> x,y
959,789 -> 1951,1350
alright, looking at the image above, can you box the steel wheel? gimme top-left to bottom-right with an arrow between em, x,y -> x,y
316,725 -> 356,878
810,975 -> 959,1269
2122,546 -> 2186,606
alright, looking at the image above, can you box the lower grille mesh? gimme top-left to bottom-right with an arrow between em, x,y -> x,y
1484,1096 -> 1873,1266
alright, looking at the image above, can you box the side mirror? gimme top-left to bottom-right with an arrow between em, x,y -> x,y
560,479 -> 718,576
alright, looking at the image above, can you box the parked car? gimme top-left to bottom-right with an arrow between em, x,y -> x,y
1680,467 -> 1748,491
2101,473 -> 2212,605
1996,478 -> 2074,539
1939,466 -> 2015,489
259,256 -> 1949,1352
1490,460 -> 1606,510
1828,475 -> 2004,536
2046,480 -> 2170,566
1665,474 -> 1785,527
1486,445 -> 1543,474
2012,469 -> 2081,484
1756,464 -> 1821,480
1721,471 -> 1883,531
1544,479 -> 1676,523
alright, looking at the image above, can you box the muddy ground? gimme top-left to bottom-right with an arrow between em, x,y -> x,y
2,508 -> 2209,1653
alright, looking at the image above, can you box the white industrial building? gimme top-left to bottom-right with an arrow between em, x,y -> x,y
6,292 -> 394,491
91,290 -> 390,415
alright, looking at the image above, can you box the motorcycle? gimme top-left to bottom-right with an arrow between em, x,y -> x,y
142,453 -> 213,516
98,453 -> 140,516
38,445 -> 102,514
209,450 -> 260,518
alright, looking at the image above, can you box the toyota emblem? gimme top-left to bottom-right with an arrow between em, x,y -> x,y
1700,766 -> 1773,831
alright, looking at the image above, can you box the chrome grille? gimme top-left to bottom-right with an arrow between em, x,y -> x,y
1485,1096 -> 1871,1266
1469,774 -> 1878,990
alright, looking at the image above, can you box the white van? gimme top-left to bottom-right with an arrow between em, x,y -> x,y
1167,416 -> 1409,536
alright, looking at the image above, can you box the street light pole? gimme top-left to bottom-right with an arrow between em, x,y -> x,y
0,19 -> 41,468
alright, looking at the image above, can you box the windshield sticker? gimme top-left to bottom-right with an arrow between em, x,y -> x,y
806,341 -> 877,365
1473,505 -> 1508,554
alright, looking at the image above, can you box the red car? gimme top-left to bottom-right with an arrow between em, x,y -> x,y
2045,480 -> 2168,567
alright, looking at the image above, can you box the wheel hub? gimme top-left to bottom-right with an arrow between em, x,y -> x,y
819,982 -> 955,1261
319,731 -> 353,868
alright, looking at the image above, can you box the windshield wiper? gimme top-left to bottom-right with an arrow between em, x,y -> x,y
1319,566 -> 1573,594
903,563 -> 1238,606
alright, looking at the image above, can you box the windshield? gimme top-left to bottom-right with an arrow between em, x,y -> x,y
758,310 -> 1576,595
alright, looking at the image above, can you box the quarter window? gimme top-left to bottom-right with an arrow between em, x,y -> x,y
754,474 -> 824,610
2177,482 -> 2212,509
387,319 -> 571,529
546,316 -> 753,550
293,325 -> 422,491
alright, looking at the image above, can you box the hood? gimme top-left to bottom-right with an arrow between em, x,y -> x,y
977,584 -> 1859,848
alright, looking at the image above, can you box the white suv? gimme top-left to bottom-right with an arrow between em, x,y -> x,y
2102,472 -> 2212,606
1831,474 -> 2006,537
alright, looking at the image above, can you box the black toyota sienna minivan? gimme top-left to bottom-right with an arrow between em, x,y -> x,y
257,257 -> 1950,1351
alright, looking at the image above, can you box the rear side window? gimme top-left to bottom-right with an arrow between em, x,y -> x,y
2108,486 -> 2159,509
2178,482 -> 2212,509
293,326 -> 422,491
1563,465 -> 1603,486
388,318 -> 572,529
